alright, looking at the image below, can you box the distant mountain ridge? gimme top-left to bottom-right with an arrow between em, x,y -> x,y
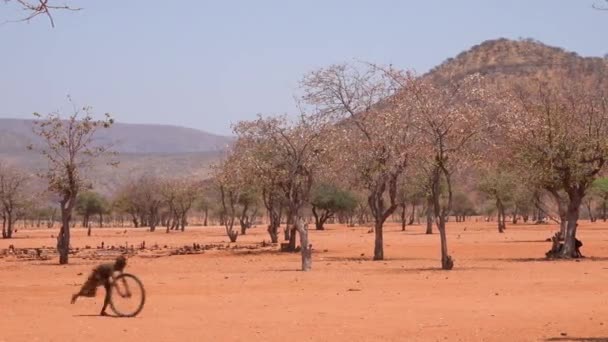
0,118 -> 233,154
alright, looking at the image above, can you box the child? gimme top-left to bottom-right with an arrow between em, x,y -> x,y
71,255 -> 127,316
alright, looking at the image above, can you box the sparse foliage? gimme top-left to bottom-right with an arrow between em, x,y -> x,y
30,100 -> 115,263
503,73 -> 608,258
302,63 -> 417,261
0,163 -> 32,238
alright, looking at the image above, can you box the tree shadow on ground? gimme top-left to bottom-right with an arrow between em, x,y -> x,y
320,256 -> 436,262
545,337 -> 608,341
229,249 -> 284,257
376,266 -> 499,274
480,256 -> 608,263
73,313 -> 123,318
501,240 -> 549,243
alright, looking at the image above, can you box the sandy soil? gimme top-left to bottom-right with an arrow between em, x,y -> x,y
2,220 -> 608,342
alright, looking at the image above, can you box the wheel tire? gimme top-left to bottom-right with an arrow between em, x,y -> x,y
109,273 -> 146,317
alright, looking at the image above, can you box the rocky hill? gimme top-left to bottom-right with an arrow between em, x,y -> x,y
426,37 -> 608,84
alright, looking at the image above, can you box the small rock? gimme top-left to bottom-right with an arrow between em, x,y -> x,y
560,332 -> 567,337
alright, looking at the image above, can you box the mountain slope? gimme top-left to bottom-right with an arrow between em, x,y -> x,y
0,119 -> 232,195
0,119 -> 233,154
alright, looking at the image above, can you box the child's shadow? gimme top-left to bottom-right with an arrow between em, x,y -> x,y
73,313 -> 122,318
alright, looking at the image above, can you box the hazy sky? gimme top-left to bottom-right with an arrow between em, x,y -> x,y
1,1 -> 606,135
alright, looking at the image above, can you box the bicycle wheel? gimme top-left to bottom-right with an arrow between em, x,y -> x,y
109,273 -> 146,317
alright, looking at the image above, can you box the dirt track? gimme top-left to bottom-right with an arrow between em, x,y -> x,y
1,221 -> 608,342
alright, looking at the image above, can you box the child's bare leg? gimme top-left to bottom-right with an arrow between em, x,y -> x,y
100,282 -> 111,316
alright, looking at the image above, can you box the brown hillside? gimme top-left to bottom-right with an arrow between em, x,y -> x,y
426,38 -> 608,84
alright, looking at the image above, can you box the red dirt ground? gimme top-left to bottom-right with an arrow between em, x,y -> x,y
2,220 -> 608,342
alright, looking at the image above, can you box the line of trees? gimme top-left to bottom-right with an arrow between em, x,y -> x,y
211,61 -> 608,270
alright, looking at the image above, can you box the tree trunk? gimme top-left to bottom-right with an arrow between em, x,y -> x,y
437,215 -> 453,270
550,190 -> 567,239
408,204 -> 416,225
227,228 -> 238,242
99,213 -> 103,228
561,192 -> 583,258
603,198 -> 607,222
312,206 -> 324,230
496,197 -> 505,233
203,208 -> 208,226
87,225 -> 91,237
284,225 -> 291,241
239,203 -> 250,235
2,215 -> 6,238
296,218 -> 312,271
425,201 -> 433,234
57,203 -> 72,265
400,203 -> 407,231
373,220 -> 383,260
6,211 -> 13,239
559,219 -> 567,239
268,224 -> 278,243
149,217 -> 157,232
266,206 -> 281,243
288,225 -> 297,251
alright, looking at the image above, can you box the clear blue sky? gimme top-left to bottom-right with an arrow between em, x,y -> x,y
1,0 -> 606,135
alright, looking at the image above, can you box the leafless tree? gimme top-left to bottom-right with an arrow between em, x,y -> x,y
30,98 -> 115,264
3,0 -> 80,27
0,163 -> 32,238
302,63 -> 417,261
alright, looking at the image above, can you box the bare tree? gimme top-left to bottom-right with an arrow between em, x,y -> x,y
135,175 -> 163,232
213,155 -> 243,243
173,179 -> 200,231
302,63 -> 417,261
30,99 -> 115,264
233,114 -> 328,270
3,0 -> 80,27
237,188 -> 259,235
0,163 -> 31,239
504,73 -> 608,258
406,73 -> 491,270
